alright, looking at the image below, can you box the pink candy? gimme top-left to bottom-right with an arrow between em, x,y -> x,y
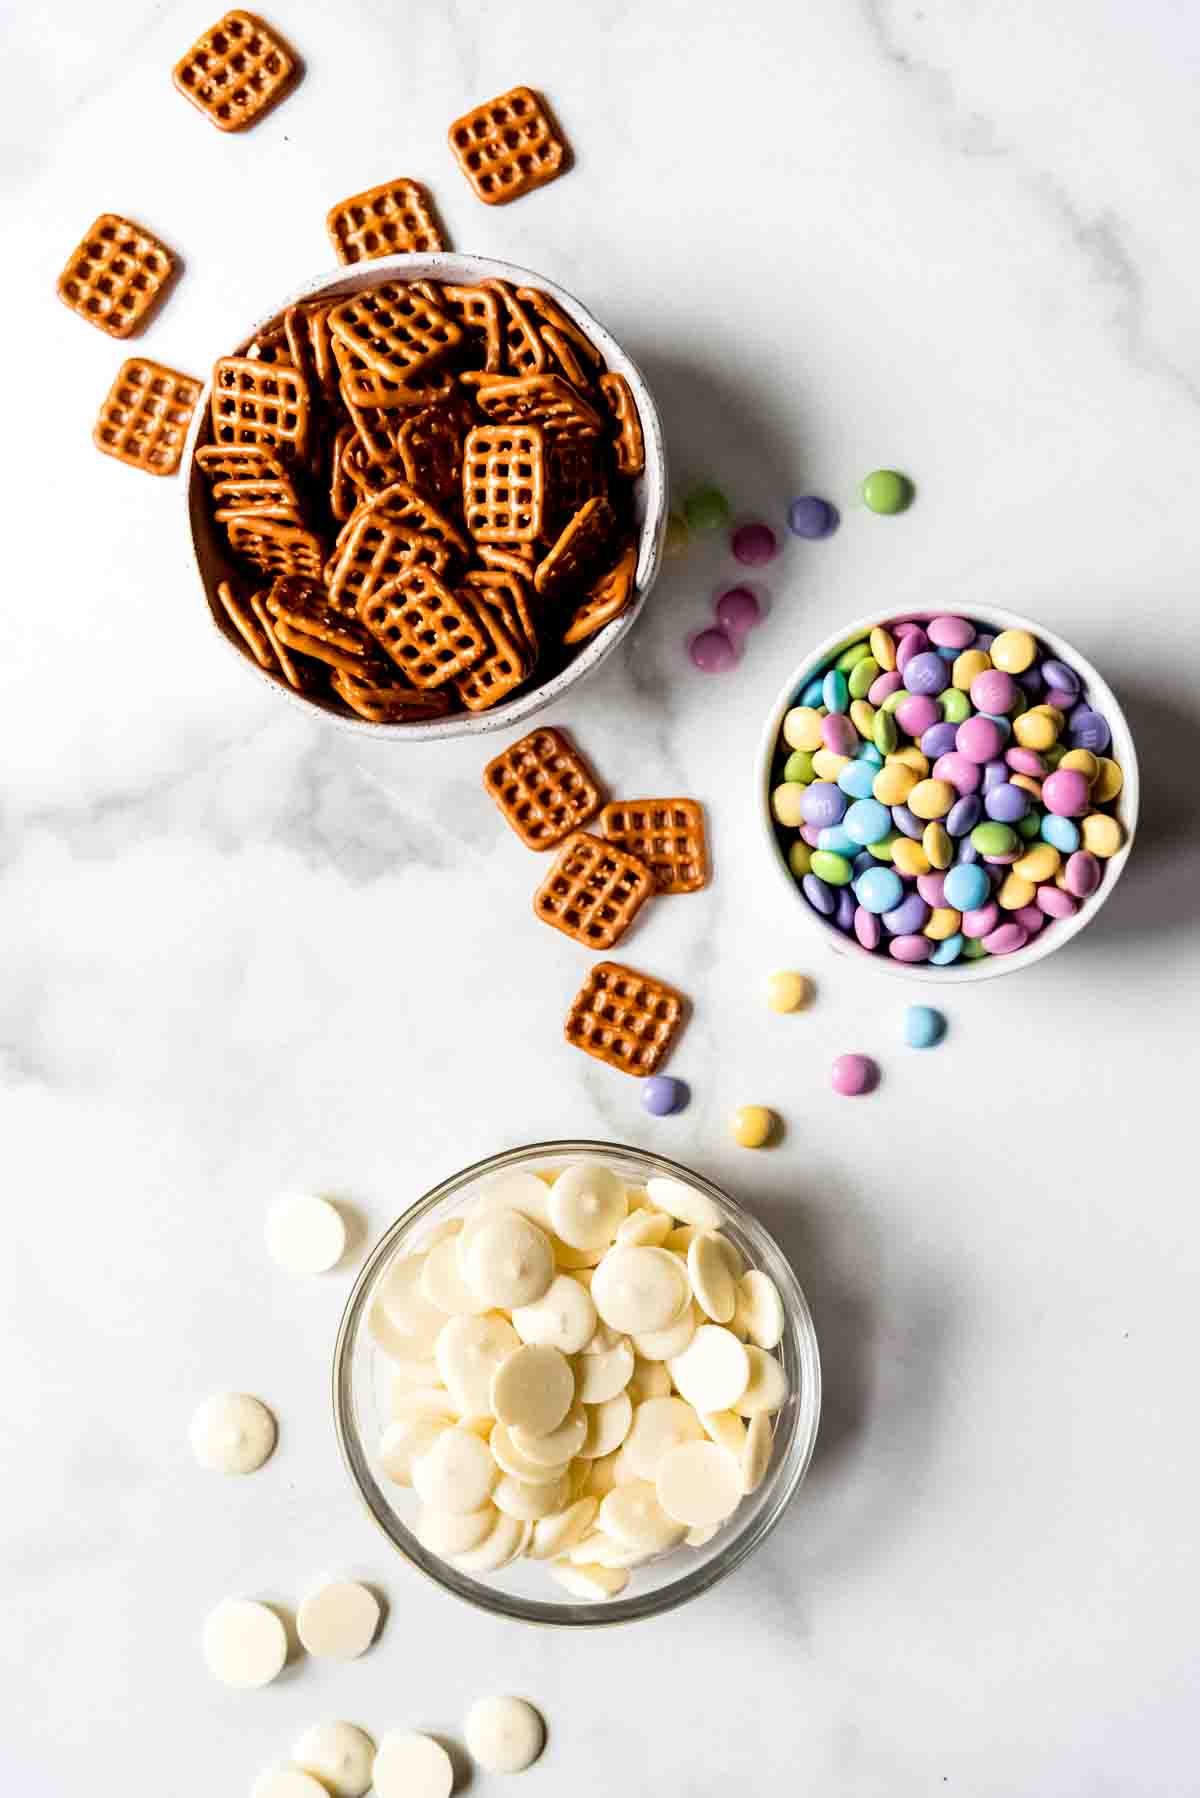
956,716 -> 1005,764
927,614 -> 975,649
1065,850 -> 1102,897
1037,886 -> 1078,919
854,908 -> 882,950
917,872 -> 947,907
1042,769 -> 1090,816
970,669 -> 1018,714
1005,747 -> 1045,776
715,586 -> 761,634
982,922 -> 1028,955
933,751 -> 983,795
831,1053 -> 880,1093
731,522 -> 778,566
888,935 -> 932,963
822,714 -> 858,757
962,902 -> 1000,939
1012,904 -> 1046,935
895,629 -> 930,673
689,628 -> 737,673
896,694 -> 939,737
869,671 -> 903,706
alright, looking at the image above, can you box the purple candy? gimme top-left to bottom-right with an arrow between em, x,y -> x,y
1016,666 -> 1044,695
788,495 -> 839,539
982,759 -> 1008,795
934,752 -> 982,795
962,901 -> 1000,939
1005,747 -> 1045,776
974,632 -> 995,652
883,893 -> 931,936
921,721 -> 960,760
889,935 -> 932,964
854,906 -> 882,950
642,1075 -> 688,1116
869,671 -> 904,705
802,874 -> 837,917
822,714 -> 858,757
891,804 -> 924,840
1044,688 -> 1077,713
1065,850 -> 1102,898
983,922 -> 1028,956
831,1052 -> 880,1093
957,839 -> 981,864
904,651 -> 949,697
946,794 -> 982,836
1042,658 -> 1081,699
1012,904 -> 1045,935
1069,707 -> 1111,755
799,781 -> 848,828
1037,886 -> 1078,919
985,782 -> 1029,823
715,586 -> 762,634
970,669 -> 1018,714
895,629 -> 930,672
917,872 -> 947,907
927,614 -> 974,650
689,628 -> 737,673
1042,768 -> 1090,817
956,716 -> 1005,764
852,851 -> 877,879
834,888 -> 856,931
896,694 -> 940,737
731,522 -> 778,566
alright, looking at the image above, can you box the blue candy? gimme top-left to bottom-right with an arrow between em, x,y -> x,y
1040,813 -> 1080,853
905,1004 -> 947,1047
854,866 -> 904,914
822,669 -> 849,713
944,862 -> 989,911
843,797 -> 893,845
855,742 -> 884,767
799,675 -> 825,708
818,824 -> 857,856
929,934 -> 964,966
837,760 -> 878,800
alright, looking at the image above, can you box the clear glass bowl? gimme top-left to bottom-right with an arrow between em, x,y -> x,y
333,1140 -> 821,1626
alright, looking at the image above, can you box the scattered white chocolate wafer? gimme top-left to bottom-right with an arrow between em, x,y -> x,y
297,1581 -> 380,1660
190,1392 -> 276,1474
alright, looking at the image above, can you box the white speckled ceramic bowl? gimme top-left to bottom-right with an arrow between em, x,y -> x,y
758,605 -> 1139,984
183,253 -> 668,738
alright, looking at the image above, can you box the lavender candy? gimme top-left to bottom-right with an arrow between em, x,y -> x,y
802,874 -> 837,917
834,888 -> 856,932
904,651 -> 950,697
799,781 -> 848,828
946,794 -> 982,836
984,782 -> 1029,824
1069,707 -> 1111,755
882,893 -> 931,936
1042,658 -> 1081,699
921,721 -> 960,760
892,805 -> 925,840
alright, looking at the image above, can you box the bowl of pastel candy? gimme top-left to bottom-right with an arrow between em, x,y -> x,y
760,606 -> 1138,980
333,1142 -> 820,1625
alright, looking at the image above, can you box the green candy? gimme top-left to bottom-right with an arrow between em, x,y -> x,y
881,688 -> 909,715
683,485 -> 730,533
961,937 -> 990,960
873,710 -> 898,754
834,641 -> 872,674
848,656 -> 881,699
939,689 -> 970,725
810,850 -> 853,886
788,840 -> 813,879
1042,743 -> 1065,770
866,830 -> 900,862
782,750 -> 815,784
1009,688 -> 1029,718
862,469 -> 914,515
1016,811 -> 1041,840
971,822 -> 1018,856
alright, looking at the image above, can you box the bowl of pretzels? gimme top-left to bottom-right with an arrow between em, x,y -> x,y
184,253 -> 667,735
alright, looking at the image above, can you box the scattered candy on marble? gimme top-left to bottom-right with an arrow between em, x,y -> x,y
689,627 -> 738,674
770,615 -> 1127,967
664,511 -> 689,557
861,469 -> 914,515
731,522 -> 778,566
787,495 -> 839,539
683,485 -> 730,533
642,1075 -> 689,1116
766,971 -> 812,1012
831,1054 -> 878,1096
716,586 -> 763,635
904,1005 -> 946,1048
731,1105 -> 777,1148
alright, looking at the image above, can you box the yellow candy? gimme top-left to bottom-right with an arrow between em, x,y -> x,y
923,907 -> 962,941
1059,748 -> 1099,781
1013,843 -> 1060,883
887,746 -> 929,775
892,838 -> 931,877
788,841 -> 813,878
766,971 -> 812,1013
1011,773 -> 1043,799
872,763 -> 918,807
1081,812 -> 1124,858
907,777 -> 955,820
1013,710 -> 1058,751
811,748 -> 851,780
849,698 -> 875,737
731,1105 -> 776,1149
990,628 -> 1037,673
664,511 -> 689,558
923,822 -> 952,870
997,872 -> 1036,910
870,626 -> 896,672
953,648 -> 991,691
782,706 -> 824,752
772,784 -> 806,827
1092,756 -> 1123,803
867,831 -> 899,862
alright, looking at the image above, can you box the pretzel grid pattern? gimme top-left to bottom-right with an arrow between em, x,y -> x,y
482,727 -> 601,850
331,332 -> 456,410
327,514 -> 450,616
564,961 -> 686,1076
213,475 -> 301,522
454,589 -> 529,712
484,283 -> 547,375
57,213 -> 174,339
93,358 -> 200,476
475,373 -> 603,439
438,284 -> 503,369
463,568 -> 537,662
197,444 -> 287,486
326,180 -> 445,264
226,515 -> 324,580
463,424 -> 544,543
212,357 -> 309,455
329,284 -> 462,384
359,567 -> 487,687
397,403 -> 469,506
173,10 -> 296,132
331,667 -> 451,722
599,799 -> 708,895
448,86 -> 566,205
534,832 -> 654,949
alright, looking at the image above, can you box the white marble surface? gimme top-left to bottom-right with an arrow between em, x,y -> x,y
4,2 -> 1200,1791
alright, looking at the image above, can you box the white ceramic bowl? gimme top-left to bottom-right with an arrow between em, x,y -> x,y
183,253 -> 668,738
758,605 -> 1140,984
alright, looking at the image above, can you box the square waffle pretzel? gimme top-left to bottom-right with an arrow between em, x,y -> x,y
463,568 -> 537,663
482,282 -> 547,376
264,577 -> 381,672
397,401 -> 471,508
173,11 -> 298,132
331,332 -> 457,411
197,443 -> 288,486
359,566 -> 487,688
212,356 -> 310,458
477,542 -> 537,578
57,214 -> 175,339
248,588 -> 304,687
328,284 -> 462,388
435,284 -> 503,371
448,87 -> 567,206
327,513 -> 451,617
213,474 -> 302,523
463,424 -> 545,543
93,357 -> 200,476
474,373 -> 603,439
547,438 -> 604,525
453,585 -> 530,712
533,831 -> 655,949
599,798 -> 709,895
483,727 -> 602,850
343,480 -> 470,559
598,372 -> 645,477
564,961 -> 687,1077
515,287 -> 603,371
326,179 -> 446,264
534,494 -> 616,598
226,515 -> 324,580
330,666 -> 452,722
216,578 -> 276,668
563,541 -> 638,645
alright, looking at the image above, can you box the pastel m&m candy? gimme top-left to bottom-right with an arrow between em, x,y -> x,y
831,1054 -> 878,1095
905,1005 -> 946,1048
